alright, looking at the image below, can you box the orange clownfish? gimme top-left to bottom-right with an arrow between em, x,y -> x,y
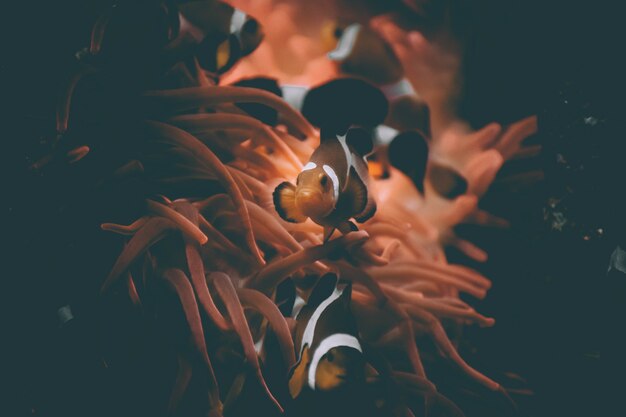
175,1 -> 264,73
288,274 -> 364,398
273,127 -> 377,241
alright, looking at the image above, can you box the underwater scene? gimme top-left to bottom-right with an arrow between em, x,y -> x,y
4,1 -> 619,417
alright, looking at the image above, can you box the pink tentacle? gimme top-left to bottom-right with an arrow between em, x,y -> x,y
143,86 -> 315,138
406,304 -> 501,391
249,232 -> 369,292
147,199 -> 208,245
163,268 -> 222,410
168,354 -> 192,414
126,272 -> 142,308
101,216 -> 150,236
367,265 -> 487,299
144,121 -> 265,265
89,10 -> 112,55
209,272 -> 283,412
169,113 -> 303,170
237,288 -> 296,368
101,217 -> 175,293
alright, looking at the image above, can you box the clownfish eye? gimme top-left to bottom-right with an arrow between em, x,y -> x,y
333,27 -> 344,39
326,352 -> 334,362
320,174 -> 329,187
243,19 -> 259,34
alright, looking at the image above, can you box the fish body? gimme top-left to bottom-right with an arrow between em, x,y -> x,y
288,274 -> 364,398
274,128 -> 377,240
327,23 -> 404,89
172,1 -> 264,73
327,22 -> 430,133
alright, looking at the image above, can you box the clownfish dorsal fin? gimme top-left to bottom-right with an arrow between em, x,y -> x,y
307,273 -> 339,309
345,166 -> 369,218
288,345 -> 311,398
339,279 -> 352,305
354,197 -> 377,223
275,278 -> 296,317
346,127 -> 374,156
273,182 -> 307,223
319,127 -> 338,143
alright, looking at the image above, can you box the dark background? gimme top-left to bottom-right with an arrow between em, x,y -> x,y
2,1 -> 622,416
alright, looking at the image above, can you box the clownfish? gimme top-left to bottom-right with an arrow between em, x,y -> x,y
273,127 -> 377,241
288,274 -> 364,398
174,0 -> 264,73
324,22 -> 430,135
325,23 -> 410,97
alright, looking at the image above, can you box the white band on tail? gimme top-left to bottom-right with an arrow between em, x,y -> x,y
380,78 -> 416,101
307,333 -> 362,389
300,287 -> 343,351
374,125 -> 400,147
327,24 -> 361,61
230,9 -> 248,39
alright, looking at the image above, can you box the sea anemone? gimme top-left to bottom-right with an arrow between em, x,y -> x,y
95,87 -> 536,416
38,1 -> 540,416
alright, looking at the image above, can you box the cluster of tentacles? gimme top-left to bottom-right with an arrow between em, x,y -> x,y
95,80 -> 537,417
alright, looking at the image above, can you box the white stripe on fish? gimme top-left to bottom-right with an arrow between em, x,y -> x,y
307,333 -> 362,389
300,287 -> 343,351
327,24 -> 361,61
302,161 -> 317,171
230,9 -> 247,40
323,164 -> 340,201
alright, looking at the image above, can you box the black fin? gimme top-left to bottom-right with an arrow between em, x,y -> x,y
307,273 -> 339,308
338,220 -> 359,234
238,17 -> 264,56
319,127 -> 338,143
354,198 -> 377,223
273,182 -> 307,223
429,163 -> 468,199
301,78 -> 389,134
346,166 -> 369,216
338,280 -> 353,306
388,130 -> 429,192
233,77 -> 281,125
275,278 -> 296,317
346,126 -> 374,156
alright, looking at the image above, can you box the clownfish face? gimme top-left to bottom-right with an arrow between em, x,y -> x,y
193,8 -> 264,74
295,165 -> 337,219
315,346 -> 364,391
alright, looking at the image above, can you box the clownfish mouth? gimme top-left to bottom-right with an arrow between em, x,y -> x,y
295,190 -> 333,218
